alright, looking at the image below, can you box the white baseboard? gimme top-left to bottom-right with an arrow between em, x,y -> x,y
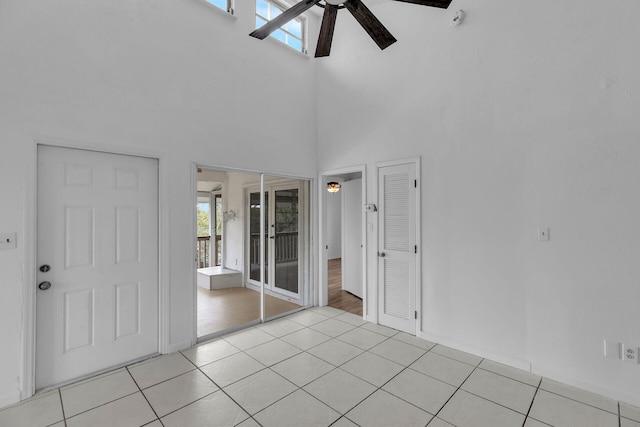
0,390 -> 21,410
168,339 -> 193,354
418,330 -> 531,372
532,365 -> 640,407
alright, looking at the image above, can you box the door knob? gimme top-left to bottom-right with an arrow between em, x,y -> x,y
378,252 -> 386,257
38,281 -> 52,291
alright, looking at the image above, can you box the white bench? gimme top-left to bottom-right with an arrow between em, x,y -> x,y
197,266 -> 243,290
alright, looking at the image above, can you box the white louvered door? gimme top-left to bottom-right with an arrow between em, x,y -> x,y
378,162 -> 417,334
36,146 -> 159,389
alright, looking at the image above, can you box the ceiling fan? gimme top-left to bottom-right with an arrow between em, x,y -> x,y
249,0 -> 452,58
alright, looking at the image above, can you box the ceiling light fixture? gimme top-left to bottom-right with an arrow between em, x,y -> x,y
327,182 -> 341,193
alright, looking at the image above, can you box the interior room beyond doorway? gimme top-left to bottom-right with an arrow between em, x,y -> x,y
196,168 -> 308,338
326,172 -> 364,317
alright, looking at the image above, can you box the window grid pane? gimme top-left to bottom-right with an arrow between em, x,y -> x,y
206,0 -> 228,12
255,0 -> 305,53
257,0 -> 269,17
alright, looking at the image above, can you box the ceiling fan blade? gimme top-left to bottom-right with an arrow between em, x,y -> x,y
344,0 -> 396,50
393,0 -> 452,8
250,0 -> 320,40
315,4 -> 339,57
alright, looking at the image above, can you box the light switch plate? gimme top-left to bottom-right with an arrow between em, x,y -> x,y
0,232 -> 17,249
604,339 -> 621,359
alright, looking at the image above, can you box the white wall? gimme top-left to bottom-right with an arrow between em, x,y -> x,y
2,0 -> 639,409
326,187 -> 342,259
0,0 -> 318,405
222,172 -> 263,273
316,0 -> 640,405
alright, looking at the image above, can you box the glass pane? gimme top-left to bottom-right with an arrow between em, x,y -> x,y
256,16 -> 267,28
196,202 -> 211,268
288,20 -> 302,38
274,189 -> 298,294
207,0 -> 227,11
215,195 -> 223,235
272,29 -> 286,43
288,38 -> 302,51
197,202 -> 210,237
215,195 -> 223,266
249,192 -> 269,283
256,0 -> 269,19
270,4 -> 282,18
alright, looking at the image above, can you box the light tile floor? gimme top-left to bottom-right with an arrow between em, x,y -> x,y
2,308 -> 640,427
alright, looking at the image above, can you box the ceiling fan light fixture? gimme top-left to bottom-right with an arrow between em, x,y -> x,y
327,182 -> 342,193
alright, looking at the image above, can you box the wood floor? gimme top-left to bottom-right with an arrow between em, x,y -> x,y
197,287 -> 299,337
328,258 -> 363,316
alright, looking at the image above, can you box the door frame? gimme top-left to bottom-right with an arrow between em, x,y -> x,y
191,164 -> 314,342
318,165 -> 368,319
376,157 -> 422,335
22,137 -> 168,399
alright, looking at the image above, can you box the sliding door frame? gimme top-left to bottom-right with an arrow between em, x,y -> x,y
191,164 -> 313,344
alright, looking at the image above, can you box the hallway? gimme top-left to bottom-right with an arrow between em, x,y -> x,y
328,258 -> 362,316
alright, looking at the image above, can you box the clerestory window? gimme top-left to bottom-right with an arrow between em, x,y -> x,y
205,0 -> 234,14
256,0 -> 306,53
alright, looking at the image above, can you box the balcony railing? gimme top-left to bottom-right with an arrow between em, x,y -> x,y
197,236 -> 221,268
250,231 -> 298,264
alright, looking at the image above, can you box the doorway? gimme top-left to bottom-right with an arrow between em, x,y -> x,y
195,168 -> 308,340
246,182 -> 304,302
320,168 -> 366,317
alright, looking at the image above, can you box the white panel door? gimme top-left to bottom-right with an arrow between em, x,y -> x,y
343,179 -> 363,299
378,163 -> 417,334
36,146 -> 158,389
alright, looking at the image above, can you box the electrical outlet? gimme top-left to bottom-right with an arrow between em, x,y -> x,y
537,227 -> 550,241
0,232 -> 17,249
623,345 -> 639,364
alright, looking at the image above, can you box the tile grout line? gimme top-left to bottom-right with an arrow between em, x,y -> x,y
330,345 -> 440,422
56,388 -> 67,427
193,362 -> 263,427
521,376 -> 543,427
619,402 -> 621,427
56,372 -> 145,422
144,350 -> 257,423
426,359 -> 484,425
475,364 -> 541,388
233,328 -> 373,425
57,390 -> 141,422
537,385 -> 622,416
192,358 -> 262,424
454,371 -> 539,419
125,365 -> 164,425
